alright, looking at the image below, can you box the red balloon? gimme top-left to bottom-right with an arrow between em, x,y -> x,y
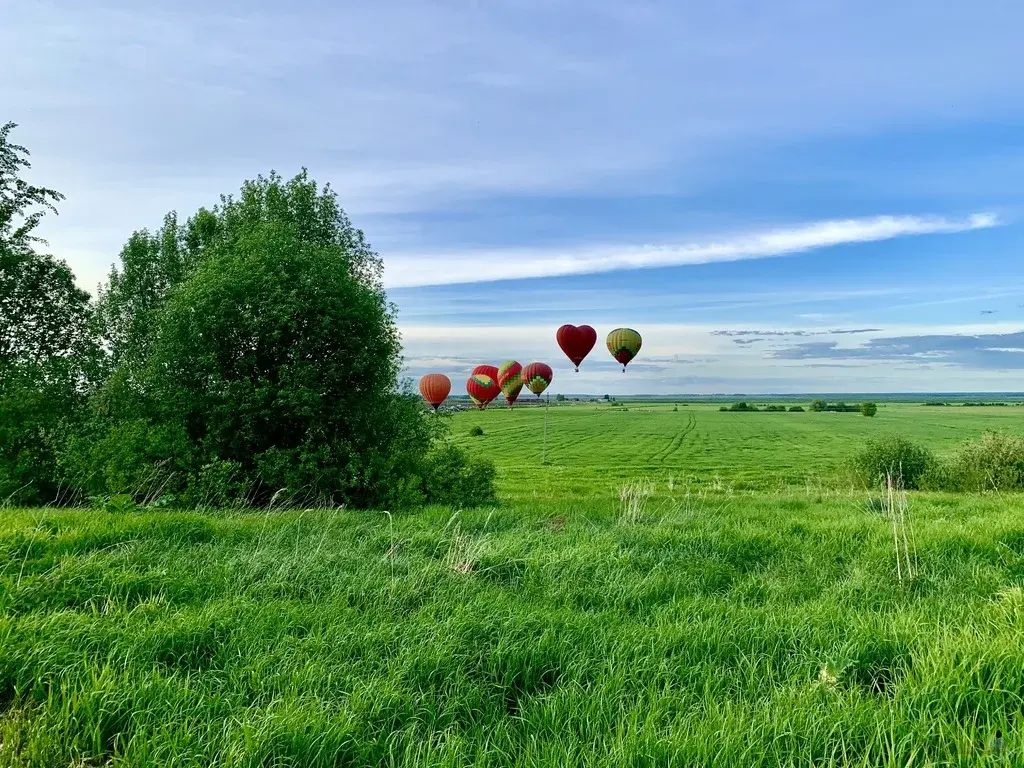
472,364 -> 499,382
466,374 -> 500,409
419,373 -> 451,411
556,325 -> 597,372
522,362 -> 553,397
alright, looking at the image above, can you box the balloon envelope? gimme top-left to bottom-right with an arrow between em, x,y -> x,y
607,328 -> 642,370
497,360 -> 523,407
472,364 -> 499,382
556,324 -> 597,371
419,373 -> 451,410
522,362 -> 553,397
466,373 -> 500,409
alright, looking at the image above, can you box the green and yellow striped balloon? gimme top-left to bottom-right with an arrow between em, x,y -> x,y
521,362 -> 553,397
497,360 -> 523,407
606,328 -> 642,371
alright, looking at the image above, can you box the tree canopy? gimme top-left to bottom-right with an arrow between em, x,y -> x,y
0,121 -> 65,254
1,129 -> 493,509
0,123 -> 97,505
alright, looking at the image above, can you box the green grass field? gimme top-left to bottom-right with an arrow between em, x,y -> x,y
452,401 -> 1024,496
3,404 -> 1024,766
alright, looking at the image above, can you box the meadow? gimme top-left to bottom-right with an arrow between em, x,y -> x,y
451,401 -> 1024,496
3,403 -> 1024,766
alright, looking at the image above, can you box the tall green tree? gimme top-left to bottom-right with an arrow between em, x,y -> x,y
95,170 -> 381,368
77,170 -> 458,508
0,121 -> 64,252
0,122 -> 97,505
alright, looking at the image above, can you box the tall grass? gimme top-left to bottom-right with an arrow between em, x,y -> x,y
618,479 -> 654,524
884,472 -> 918,585
2,495 -> 1024,765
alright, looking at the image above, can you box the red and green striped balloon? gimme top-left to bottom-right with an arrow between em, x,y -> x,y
471,364 -> 499,382
466,373 -> 500,409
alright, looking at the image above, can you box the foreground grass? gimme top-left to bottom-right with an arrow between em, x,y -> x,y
3,493 -> 1024,766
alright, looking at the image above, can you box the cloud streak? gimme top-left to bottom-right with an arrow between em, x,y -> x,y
383,213 -> 999,288
713,328 -> 884,338
769,331 -> 1024,369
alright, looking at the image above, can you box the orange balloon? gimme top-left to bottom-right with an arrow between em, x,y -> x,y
419,373 -> 451,410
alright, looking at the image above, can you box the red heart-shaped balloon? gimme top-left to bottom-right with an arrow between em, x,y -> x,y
556,325 -> 598,371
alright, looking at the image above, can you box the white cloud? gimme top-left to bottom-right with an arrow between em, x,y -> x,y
6,1 -> 1024,293
383,213 -> 1000,288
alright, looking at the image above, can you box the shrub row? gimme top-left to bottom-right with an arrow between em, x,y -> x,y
718,402 -> 867,414
850,431 -> 1024,491
925,401 -> 1018,407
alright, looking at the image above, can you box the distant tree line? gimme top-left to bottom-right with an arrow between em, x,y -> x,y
925,401 -> 1018,407
718,402 -> 804,412
810,400 -> 877,416
0,122 -> 494,509
720,400 -> 876,416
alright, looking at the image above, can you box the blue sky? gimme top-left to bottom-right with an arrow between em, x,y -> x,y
6,1 -> 1024,393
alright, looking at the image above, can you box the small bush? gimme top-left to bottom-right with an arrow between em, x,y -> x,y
810,399 -> 827,412
860,402 -> 878,417
192,460 -> 246,508
719,406 -> 729,412
789,406 -> 805,412
945,432 -> 1024,492
468,426 -> 485,437
421,442 -> 497,507
851,435 -> 935,490
100,493 -> 138,514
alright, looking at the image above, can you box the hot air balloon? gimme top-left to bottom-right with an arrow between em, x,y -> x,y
419,373 -> 451,411
472,364 -> 499,382
497,360 -> 523,408
471,364 -> 499,387
556,324 -> 597,372
466,373 -> 500,409
522,362 -> 553,397
607,328 -> 642,371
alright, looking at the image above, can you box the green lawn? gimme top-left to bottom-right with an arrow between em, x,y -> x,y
3,404 -> 1024,766
451,401 -> 1024,496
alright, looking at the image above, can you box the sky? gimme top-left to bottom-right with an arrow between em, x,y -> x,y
5,0 -> 1024,394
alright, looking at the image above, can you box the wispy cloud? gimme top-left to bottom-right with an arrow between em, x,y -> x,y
713,328 -> 883,338
770,331 -> 1024,369
383,213 -> 999,288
